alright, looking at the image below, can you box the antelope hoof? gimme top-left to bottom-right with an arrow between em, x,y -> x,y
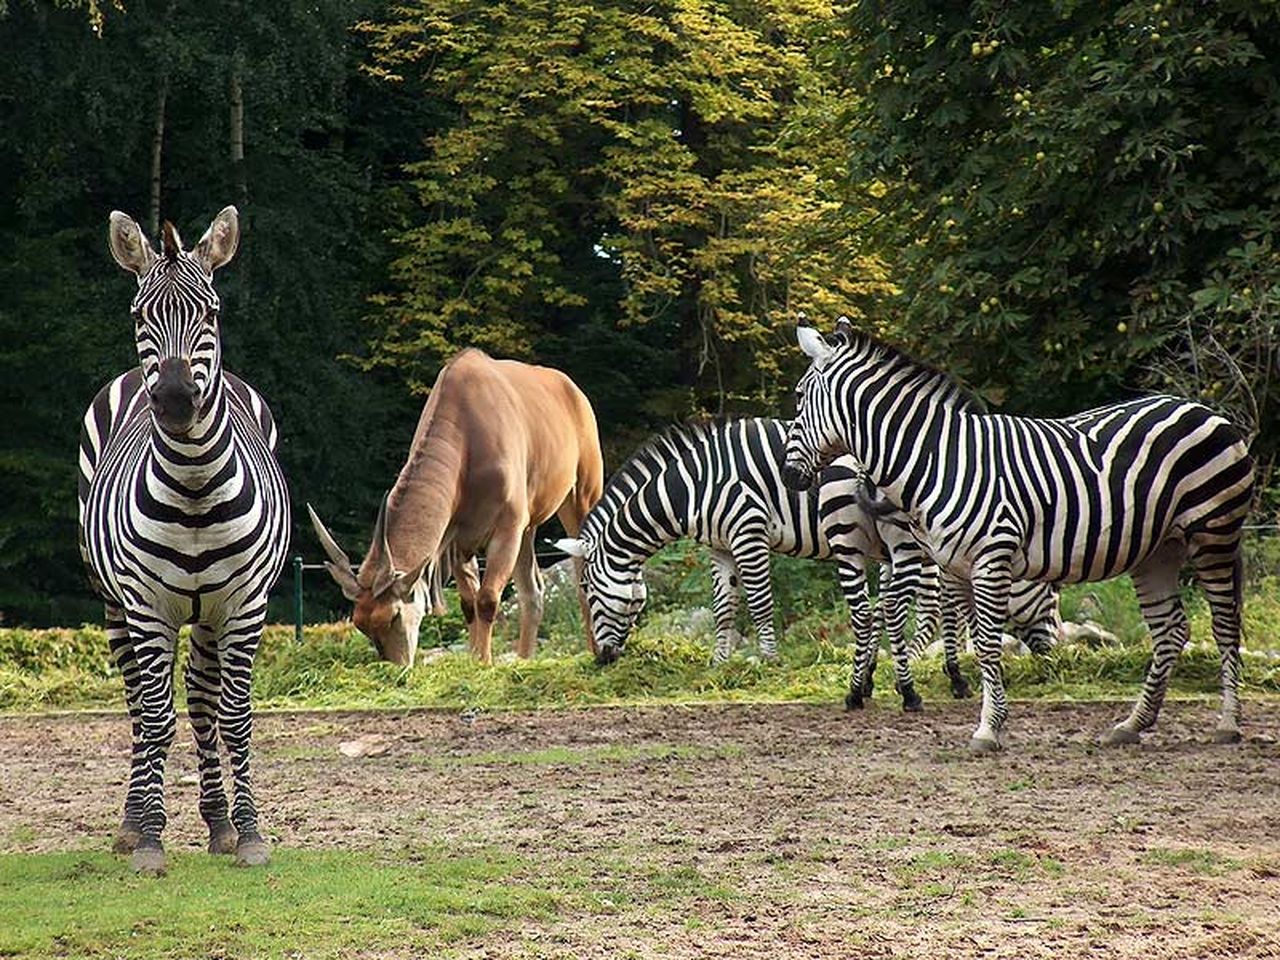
844,689 -> 865,711
1101,724 -> 1142,747
1212,726 -> 1242,745
235,838 -> 271,868
113,822 -> 142,854
208,821 -> 238,855
131,844 -> 167,876
968,735 -> 1002,755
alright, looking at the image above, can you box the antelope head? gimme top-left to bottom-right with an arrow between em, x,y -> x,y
307,495 -> 432,666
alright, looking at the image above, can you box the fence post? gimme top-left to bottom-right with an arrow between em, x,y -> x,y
293,555 -> 304,643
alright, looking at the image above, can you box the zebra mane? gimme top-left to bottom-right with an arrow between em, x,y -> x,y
845,330 -> 986,413
586,417 -> 735,534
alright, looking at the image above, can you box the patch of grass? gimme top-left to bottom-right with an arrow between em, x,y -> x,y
897,848 -> 971,880
0,846 -> 567,959
419,742 -> 742,769
1140,847 -> 1241,875
985,848 -> 1067,879
3,561 -> 1278,714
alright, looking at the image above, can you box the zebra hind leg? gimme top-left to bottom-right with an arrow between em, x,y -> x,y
1103,545 -> 1187,746
1192,542 -> 1246,744
709,549 -> 742,664
968,562 -> 1014,753
218,613 -> 271,867
187,625 -> 236,854
732,535 -> 779,660
880,566 -> 923,712
941,600 -> 972,699
834,560 -> 873,709
105,606 -> 145,854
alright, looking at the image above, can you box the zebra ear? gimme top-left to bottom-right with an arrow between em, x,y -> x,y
797,325 -> 835,369
551,537 -> 587,558
195,205 -> 240,274
108,211 -> 156,279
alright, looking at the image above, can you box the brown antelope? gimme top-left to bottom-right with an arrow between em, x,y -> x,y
308,349 -> 604,666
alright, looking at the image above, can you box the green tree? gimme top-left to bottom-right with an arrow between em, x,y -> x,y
839,0 -> 1279,505
360,0 -> 889,428
0,0 -> 425,625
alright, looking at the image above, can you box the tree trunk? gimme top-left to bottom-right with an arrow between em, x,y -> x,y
147,78 -> 169,239
229,47 -> 248,221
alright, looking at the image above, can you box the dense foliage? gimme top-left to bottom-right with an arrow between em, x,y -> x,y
839,0 -> 1280,489
1,0 -> 1276,626
359,0 -> 890,422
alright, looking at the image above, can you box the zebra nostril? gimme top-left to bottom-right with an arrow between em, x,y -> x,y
781,464 -> 811,491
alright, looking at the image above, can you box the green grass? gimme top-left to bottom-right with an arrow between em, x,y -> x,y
1139,847 -> 1241,875
0,847 -> 563,959
416,742 -> 743,769
0,844 -> 743,959
3,557 -> 1278,715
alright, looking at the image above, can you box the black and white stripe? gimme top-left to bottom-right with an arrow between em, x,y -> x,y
78,208 -> 290,873
563,418 -> 1055,710
784,321 -> 1254,751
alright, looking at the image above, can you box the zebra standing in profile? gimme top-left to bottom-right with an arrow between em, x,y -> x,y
553,418 -> 1056,709
783,318 -> 1254,753
78,207 -> 290,874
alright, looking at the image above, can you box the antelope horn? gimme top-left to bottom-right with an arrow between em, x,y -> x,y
369,492 -> 398,597
306,503 -> 360,601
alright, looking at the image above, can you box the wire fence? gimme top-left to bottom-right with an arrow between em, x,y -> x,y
288,525 -> 1280,641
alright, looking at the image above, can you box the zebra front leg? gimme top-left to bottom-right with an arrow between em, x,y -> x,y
834,560 -> 874,710
709,549 -> 743,664
105,606 -> 146,854
217,614 -> 270,866
187,625 -> 236,854
122,614 -> 179,874
1103,546 -> 1187,746
968,560 -> 1013,753
731,536 -> 778,660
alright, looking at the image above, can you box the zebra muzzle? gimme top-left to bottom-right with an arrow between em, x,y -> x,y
781,463 -> 814,491
151,359 -> 200,432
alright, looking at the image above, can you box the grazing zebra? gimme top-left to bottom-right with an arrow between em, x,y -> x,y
782,318 -> 1255,752
553,418 -> 1053,709
78,207 -> 290,874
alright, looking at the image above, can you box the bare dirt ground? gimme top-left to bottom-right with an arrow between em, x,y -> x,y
2,700 -> 1279,959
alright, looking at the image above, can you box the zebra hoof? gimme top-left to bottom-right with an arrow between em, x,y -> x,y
1212,727 -> 1242,744
131,844 -> 167,876
950,679 -> 972,700
844,690 -> 865,711
1101,724 -> 1141,747
208,821 -> 238,855
968,735 -> 1002,755
235,838 -> 271,867
900,689 -> 924,713
112,822 -> 142,854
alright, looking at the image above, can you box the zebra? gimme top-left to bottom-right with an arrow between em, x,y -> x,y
78,207 -> 291,874
782,318 -> 1255,752
552,418 -> 1055,709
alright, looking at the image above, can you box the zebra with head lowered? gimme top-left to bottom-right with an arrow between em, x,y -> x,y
782,318 -> 1255,753
78,207 -> 291,874
553,418 -> 1055,709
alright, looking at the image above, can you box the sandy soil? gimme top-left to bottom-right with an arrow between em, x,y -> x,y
2,700 -> 1279,959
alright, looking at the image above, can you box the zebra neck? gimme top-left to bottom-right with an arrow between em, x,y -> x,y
853,389 -> 959,517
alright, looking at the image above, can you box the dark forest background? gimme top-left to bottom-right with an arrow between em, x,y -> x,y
2,0 -> 1276,626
